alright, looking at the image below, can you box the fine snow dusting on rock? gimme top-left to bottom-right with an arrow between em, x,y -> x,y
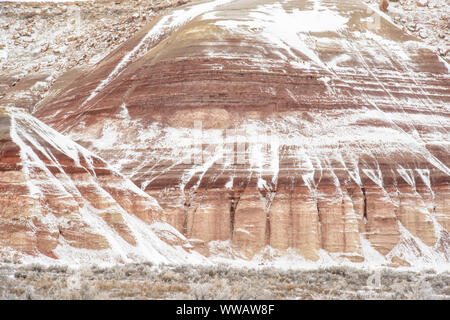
1,0 -> 449,271
0,107 -> 208,266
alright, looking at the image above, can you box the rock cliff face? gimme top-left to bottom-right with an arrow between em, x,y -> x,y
0,107 -> 204,264
33,0 -> 450,266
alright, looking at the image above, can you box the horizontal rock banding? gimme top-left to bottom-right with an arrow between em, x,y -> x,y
0,107 -> 204,264
33,0 -> 450,265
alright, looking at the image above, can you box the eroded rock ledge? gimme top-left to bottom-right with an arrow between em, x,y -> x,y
0,107 -> 202,264
31,0 -> 450,266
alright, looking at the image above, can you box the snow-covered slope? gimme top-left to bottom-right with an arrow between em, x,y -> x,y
32,0 -> 450,268
0,107 -> 207,265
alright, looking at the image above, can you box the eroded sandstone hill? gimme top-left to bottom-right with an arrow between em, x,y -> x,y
31,0 -> 450,267
0,106 -> 205,264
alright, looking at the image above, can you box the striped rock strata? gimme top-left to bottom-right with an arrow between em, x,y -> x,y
0,107 -> 205,264
34,0 -> 450,266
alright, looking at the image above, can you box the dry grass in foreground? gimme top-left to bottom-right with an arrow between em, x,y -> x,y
0,262 -> 449,300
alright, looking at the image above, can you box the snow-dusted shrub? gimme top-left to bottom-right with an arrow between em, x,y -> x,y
0,263 -> 448,300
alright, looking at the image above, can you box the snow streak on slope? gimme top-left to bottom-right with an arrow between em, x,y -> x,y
73,112 -> 450,196
32,0 -> 450,268
80,0 -> 236,109
1,108 -> 208,266
213,0 -> 348,71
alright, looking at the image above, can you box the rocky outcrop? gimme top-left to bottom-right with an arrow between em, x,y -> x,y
33,0 -> 450,266
0,0 -> 194,112
0,107 -> 204,264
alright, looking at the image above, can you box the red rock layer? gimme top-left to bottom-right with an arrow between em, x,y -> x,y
34,0 -> 450,264
0,107 -> 201,264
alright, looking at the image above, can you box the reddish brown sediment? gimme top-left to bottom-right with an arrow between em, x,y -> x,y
0,107 -> 203,264
13,0 -> 450,265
